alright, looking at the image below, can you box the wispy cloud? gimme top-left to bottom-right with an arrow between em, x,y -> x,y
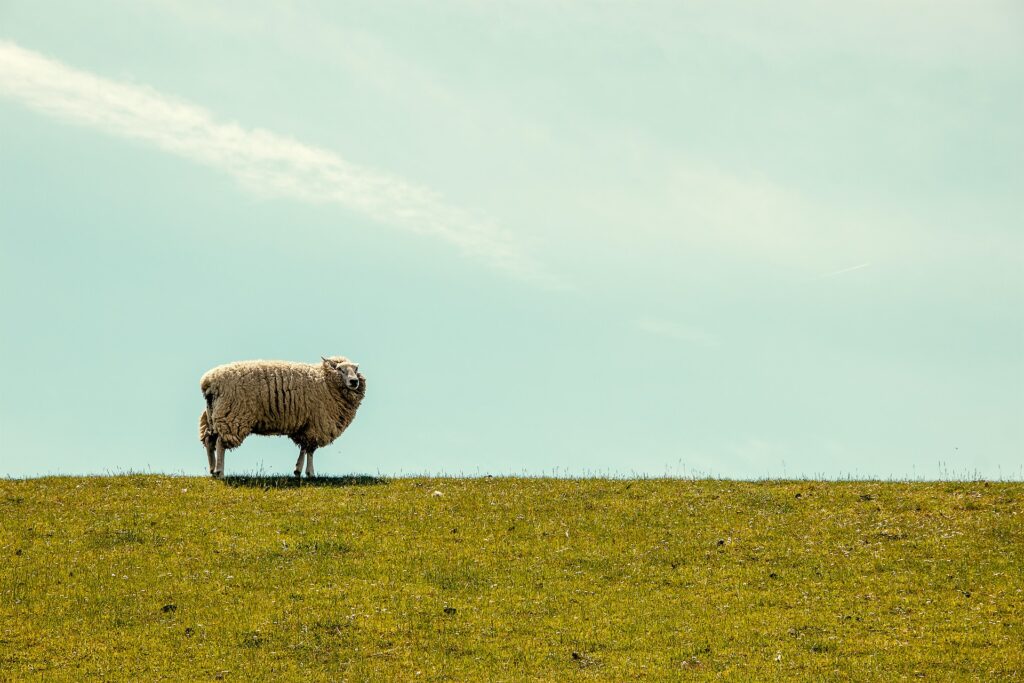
636,317 -> 717,347
815,262 -> 871,279
0,41 -> 551,283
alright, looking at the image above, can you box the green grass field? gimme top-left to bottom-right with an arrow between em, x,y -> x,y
2,476 -> 1022,680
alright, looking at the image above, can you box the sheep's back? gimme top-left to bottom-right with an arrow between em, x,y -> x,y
201,360 -> 327,434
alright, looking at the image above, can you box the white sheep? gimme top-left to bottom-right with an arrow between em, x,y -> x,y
198,356 -> 366,478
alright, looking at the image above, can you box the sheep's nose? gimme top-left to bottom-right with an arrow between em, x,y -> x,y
348,379 -> 359,388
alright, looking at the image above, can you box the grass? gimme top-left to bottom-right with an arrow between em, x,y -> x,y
1,475 -> 1022,680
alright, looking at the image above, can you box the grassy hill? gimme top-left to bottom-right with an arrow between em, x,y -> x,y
1,476 -> 1021,680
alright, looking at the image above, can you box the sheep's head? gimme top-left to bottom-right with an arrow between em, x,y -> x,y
322,356 -> 362,391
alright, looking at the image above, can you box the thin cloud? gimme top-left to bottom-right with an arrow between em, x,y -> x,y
816,262 -> 871,279
0,40 -> 552,284
636,317 -> 717,348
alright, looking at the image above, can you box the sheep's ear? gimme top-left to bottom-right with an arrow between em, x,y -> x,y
321,356 -> 333,366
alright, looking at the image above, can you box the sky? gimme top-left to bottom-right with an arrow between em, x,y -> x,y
1,1 -> 1021,479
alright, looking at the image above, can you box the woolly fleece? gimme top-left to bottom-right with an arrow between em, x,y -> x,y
199,356 -> 367,452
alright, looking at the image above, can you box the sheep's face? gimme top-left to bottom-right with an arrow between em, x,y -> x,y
322,356 -> 361,391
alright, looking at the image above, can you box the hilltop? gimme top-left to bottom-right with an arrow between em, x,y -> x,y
2,476 -> 1021,680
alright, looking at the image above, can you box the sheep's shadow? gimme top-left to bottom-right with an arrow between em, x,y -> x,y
222,475 -> 387,489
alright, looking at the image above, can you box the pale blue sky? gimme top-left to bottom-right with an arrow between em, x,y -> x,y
1,1 -> 1021,478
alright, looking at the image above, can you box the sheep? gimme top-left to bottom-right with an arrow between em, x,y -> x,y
198,356 -> 366,478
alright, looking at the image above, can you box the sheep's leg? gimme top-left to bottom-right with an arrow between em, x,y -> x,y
213,437 -> 225,478
199,410 -> 217,475
204,435 -> 217,475
305,448 -> 316,478
294,449 -> 305,478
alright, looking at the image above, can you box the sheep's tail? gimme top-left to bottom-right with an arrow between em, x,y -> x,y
204,391 -> 215,426
200,371 -> 217,439
199,373 -> 219,444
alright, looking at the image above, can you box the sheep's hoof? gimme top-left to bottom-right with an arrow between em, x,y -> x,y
212,470 -> 223,479
293,470 -> 301,478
